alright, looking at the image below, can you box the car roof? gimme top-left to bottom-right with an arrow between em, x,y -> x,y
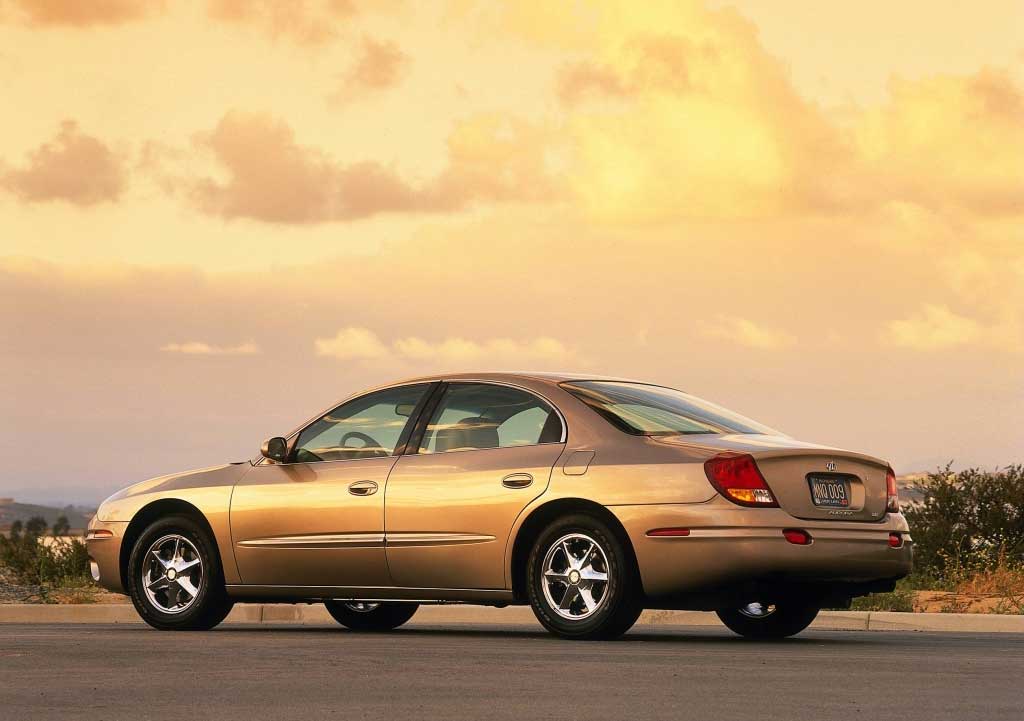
386,371 -> 647,386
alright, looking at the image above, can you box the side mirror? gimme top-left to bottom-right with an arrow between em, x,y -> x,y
261,436 -> 289,463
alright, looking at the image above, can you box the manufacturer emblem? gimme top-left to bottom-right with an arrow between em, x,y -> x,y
825,461 -> 837,472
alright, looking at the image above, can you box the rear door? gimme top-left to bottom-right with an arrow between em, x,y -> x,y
384,382 -> 565,589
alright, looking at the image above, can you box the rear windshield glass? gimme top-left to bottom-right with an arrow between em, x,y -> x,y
561,381 -> 778,436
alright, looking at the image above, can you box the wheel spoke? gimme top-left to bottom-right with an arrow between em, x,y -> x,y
561,540 -> 577,569
150,550 -> 171,570
559,585 -> 580,612
176,557 -> 201,573
578,585 -> 597,613
172,537 -> 181,563
578,542 -> 596,570
544,570 -> 569,585
176,576 -> 199,599
147,575 -> 169,591
580,567 -> 607,582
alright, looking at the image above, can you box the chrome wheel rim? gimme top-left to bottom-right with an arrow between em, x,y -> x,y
142,534 -> 204,614
343,602 -> 381,613
738,602 -> 776,619
541,532 -> 610,621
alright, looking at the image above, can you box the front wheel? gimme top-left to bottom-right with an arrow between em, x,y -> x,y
323,601 -> 419,631
716,601 -> 819,639
526,514 -> 642,640
127,515 -> 233,631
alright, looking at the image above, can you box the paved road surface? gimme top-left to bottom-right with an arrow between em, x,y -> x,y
2,622 -> 1021,720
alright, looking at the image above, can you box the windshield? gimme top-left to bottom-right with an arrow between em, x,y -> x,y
561,381 -> 779,436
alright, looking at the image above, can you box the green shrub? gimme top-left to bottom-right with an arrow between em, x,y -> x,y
0,515 -> 92,589
904,465 -> 1024,582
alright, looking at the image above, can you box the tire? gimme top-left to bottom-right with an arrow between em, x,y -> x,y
716,601 -> 819,639
128,515 -> 233,631
526,513 -> 642,640
323,601 -> 419,631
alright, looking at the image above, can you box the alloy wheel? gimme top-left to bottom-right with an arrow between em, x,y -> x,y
343,602 -> 382,613
541,532 -> 610,621
142,534 -> 204,614
738,602 -> 777,619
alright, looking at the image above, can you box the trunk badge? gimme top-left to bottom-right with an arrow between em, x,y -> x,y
825,461 -> 837,471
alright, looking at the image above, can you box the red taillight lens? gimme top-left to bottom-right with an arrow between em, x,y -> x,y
704,453 -> 778,507
783,528 -> 812,545
885,467 -> 899,513
888,532 -> 903,548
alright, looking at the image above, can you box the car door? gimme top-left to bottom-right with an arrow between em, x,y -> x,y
231,383 -> 434,587
384,382 -> 566,590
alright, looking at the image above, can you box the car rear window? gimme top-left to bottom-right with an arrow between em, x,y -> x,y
561,381 -> 778,436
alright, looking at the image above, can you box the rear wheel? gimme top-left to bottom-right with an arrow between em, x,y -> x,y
128,515 -> 233,631
527,514 -> 642,640
323,601 -> 419,631
716,600 -> 819,639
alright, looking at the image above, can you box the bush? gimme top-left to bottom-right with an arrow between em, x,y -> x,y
0,516 -> 92,590
904,464 -> 1024,582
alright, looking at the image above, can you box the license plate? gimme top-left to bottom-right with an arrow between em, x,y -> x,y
808,475 -> 850,507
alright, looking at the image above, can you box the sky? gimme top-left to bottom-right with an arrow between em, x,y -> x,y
1,0 -> 1022,505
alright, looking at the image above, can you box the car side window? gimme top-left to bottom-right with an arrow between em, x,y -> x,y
293,384 -> 430,463
418,383 -> 562,454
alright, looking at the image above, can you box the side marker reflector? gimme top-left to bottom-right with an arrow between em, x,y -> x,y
646,528 -> 691,537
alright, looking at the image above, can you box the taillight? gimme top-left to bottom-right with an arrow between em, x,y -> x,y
704,453 -> 778,507
885,466 -> 899,513
888,532 -> 903,548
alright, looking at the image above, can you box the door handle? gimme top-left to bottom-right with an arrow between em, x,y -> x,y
501,473 -> 533,489
348,480 -> 378,496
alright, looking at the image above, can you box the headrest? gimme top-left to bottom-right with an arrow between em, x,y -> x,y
435,416 -> 499,453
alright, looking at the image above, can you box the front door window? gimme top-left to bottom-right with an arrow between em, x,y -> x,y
293,384 -> 430,463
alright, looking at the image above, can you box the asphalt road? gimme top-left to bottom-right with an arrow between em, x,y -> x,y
2,622 -> 1022,721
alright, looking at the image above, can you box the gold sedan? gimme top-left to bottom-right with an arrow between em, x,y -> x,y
87,372 -> 912,639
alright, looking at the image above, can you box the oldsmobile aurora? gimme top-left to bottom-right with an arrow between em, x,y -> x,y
87,372 -> 912,639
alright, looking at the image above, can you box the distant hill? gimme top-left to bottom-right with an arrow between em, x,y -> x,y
895,473 -> 928,505
0,500 -> 95,532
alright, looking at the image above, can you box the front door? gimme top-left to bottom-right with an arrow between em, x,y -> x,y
231,383 -> 433,587
385,382 -> 565,590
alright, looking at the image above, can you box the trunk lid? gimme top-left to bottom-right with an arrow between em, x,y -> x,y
654,434 -> 890,522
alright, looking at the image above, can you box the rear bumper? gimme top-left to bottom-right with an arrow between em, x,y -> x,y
85,516 -> 128,594
610,499 -> 913,603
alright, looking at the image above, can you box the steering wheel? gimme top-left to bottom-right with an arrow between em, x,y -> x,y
340,431 -> 385,453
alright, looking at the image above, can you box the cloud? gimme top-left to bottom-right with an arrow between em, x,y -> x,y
333,36 -> 410,102
315,327 -> 578,366
314,327 -> 388,360
497,2 -> 850,221
1,121 -> 126,205
0,0 -> 163,26
697,315 -> 795,350
160,341 -> 260,355
855,68 -> 1024,216
185,110 -> 558,223
519,2 -> 1024,222
882,305 -> 993,351
206,0 -> 356,46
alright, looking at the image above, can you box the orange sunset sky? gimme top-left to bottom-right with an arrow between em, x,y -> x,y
1,0 -> 1022,504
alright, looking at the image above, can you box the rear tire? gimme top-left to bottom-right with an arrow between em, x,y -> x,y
128,515 -> 233,631
526,513 -> 642,640
716,601 -> 819,639
323,601 -> 419,631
